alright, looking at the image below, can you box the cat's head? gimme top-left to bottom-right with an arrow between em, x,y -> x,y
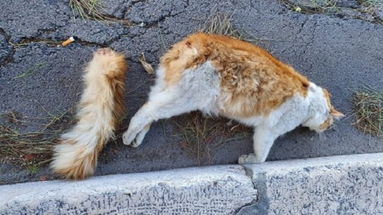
303,85 -> 344,132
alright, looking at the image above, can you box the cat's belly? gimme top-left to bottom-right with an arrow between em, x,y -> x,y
217,92 -> 310,128
229,115 -> 265,127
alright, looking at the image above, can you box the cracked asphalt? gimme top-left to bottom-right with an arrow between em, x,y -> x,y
0,0 -> 382,184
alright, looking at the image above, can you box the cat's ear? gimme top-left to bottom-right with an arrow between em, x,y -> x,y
330,107 -> 344,119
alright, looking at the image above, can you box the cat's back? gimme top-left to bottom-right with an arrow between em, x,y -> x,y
160,33 -> 309,117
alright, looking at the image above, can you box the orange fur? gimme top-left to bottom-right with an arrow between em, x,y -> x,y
51,48 -> 126,180
160,33 -> 309,117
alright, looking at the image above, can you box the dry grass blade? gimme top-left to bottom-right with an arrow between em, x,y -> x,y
0,126 -> 56,154
200,13 -> 274,42
0,109 -> 76,167
359,0 -> 383,12
14,63 -> 46,79
280,0 -> 342,15
282,0 -> 383,22
139,53 -> 155,74
69,0 -> 105,20
201,13 -> 245,40
175,112 -> 250,165
352,89 -> 383,137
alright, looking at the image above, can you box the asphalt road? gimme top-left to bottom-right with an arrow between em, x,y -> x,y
0,0 -> 382,184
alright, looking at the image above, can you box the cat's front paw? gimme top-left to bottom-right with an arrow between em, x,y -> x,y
122,130 -> 136,146
238,153 -> 260,164
122,128 -> 144,148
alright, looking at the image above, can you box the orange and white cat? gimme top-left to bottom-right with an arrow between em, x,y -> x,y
123,33 -> 344,164
51,48 -> 126,179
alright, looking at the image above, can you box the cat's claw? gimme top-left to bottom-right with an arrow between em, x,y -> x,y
238,153 -> 259,164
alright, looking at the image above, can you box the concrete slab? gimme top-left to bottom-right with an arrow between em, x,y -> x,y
2,153 -> 383,214
240,153 -> 383,214
0,165 -> 257,215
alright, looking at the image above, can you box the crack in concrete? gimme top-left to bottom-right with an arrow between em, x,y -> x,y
98,0 -> 152,25
235,165 -> 269,215
143,10 -> 186,28
116,0 -> 190,27
0,28 -> 11,42
130,0 -> 189,29
297,16 -> 309,36
91,14 -> 133,27
303,19 -> 317,53
0,28 -> 15,67
16,38 -> 61,46
301,19 -> 318,72
13,36 -> 113,48
235,200 -> 258,215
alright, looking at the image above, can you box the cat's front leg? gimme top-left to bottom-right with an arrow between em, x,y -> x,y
123,86 -> 199,147
123,85 -> 182,146
238,127 -> 275,164
238,110 -> 304,164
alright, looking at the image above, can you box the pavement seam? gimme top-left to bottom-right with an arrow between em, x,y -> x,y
236,164 -> 270,215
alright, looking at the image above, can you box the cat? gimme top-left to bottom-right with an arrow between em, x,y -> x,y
122,33 -> 344,164
51,48 -> 127,179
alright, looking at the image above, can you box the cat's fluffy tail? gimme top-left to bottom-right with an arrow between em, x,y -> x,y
51,48 -> 126,179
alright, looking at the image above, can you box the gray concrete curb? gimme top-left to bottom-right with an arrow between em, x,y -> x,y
239,153 -> 383,214
2,153 -> 383,214
0,165 -> 256,214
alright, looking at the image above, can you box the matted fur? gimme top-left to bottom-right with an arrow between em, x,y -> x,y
51,48 -> 126,179
123,33 -> 344,164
